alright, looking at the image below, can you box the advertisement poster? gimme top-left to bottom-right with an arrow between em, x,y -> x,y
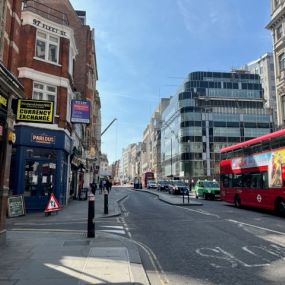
231,148 -> 285,188
71,100 -> 90,123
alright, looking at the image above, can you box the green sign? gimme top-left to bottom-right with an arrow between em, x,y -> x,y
7,195 -> 25,218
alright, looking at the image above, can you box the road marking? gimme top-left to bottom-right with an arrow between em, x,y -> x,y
8,228 -> 84,234
133,240 -> 169,285
12,221 -> 86,226
101,225 -> 124,229
177,206 -> 220,218
227,219 -> 285,235
98,229 -> 126,235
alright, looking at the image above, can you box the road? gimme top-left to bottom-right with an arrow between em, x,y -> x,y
120,188 -> 285,285
7,187 -> 285,284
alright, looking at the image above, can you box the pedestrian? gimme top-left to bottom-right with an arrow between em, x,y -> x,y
106,178 -> 111,193
102,179 -> 106,191
90,182 -> 97,195
99,179 -> 103,194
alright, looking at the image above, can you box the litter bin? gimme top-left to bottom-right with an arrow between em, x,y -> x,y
80,188 -> 88,200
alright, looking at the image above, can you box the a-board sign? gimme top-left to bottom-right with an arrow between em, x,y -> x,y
7,195 -> 25,218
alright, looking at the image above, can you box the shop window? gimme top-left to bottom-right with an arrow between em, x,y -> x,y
35,30 -> 59,63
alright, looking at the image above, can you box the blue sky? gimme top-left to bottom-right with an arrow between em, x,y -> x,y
69,0 -> 272,164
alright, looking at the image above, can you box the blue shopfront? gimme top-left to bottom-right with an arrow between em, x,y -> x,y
10,125 -> 71,211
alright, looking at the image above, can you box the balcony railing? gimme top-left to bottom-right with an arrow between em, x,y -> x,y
22,0 -> 69,26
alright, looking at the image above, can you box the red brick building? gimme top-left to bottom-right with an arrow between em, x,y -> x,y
9,0 -> 100,210
10,0 -> 78,210
0,0 -> 24,244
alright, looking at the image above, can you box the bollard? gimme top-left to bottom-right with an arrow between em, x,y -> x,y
87,191 -> 95,238
183,192 -> 185,204
104,189 -> 108,214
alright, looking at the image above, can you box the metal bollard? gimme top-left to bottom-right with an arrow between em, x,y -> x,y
87,191 -> 95,238
104,189 -> 108,214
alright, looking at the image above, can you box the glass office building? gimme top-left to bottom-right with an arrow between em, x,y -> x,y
161,71 -> 274,180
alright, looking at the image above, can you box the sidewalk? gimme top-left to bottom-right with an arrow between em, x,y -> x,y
0,188 -> 149,285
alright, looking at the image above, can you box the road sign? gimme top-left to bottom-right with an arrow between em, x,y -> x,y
44,193 -> 61,213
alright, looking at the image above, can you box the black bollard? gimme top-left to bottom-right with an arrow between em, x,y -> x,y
87,191 -> 95,238
104,189 -> 108,214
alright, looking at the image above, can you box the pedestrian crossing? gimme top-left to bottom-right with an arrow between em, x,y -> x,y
96,217 -> 130,237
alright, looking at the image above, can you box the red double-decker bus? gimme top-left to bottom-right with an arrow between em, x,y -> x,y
220,128 -> 285,215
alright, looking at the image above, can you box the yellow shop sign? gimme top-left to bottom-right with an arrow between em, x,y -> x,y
16,99 -> 54,124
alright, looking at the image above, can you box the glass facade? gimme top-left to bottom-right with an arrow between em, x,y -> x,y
161,71 -> 274,180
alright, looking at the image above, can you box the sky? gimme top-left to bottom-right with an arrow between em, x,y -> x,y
69,0 -> 272,164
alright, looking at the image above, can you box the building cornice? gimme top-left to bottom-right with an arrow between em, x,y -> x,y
266,6 -> 285,29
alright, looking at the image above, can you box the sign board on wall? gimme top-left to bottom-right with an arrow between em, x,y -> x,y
7,195 -> 25,218
0,94 -> 8,111
71,100 -> 90,123
16,99 -> 54,124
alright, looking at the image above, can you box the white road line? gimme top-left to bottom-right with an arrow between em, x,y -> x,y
227,219 -> 285,235
8,228 -> 84,233
177,206 -> 220,218
133,240 -> 169,285
100,225 -> 124,229
98,229 -> 126,235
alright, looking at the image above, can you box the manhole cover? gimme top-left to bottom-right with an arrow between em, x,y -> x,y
63,240 -> 91,246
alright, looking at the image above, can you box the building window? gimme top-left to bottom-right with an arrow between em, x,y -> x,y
35,31 -> 59,63
33,82 -> 57,112
277,24 -> 283,40
282,96 -> 285,122
279,53 -> 285,72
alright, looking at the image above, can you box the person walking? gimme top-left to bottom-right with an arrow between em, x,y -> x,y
99,179 -> 103,194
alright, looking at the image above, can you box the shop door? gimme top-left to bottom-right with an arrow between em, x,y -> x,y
24,159 -> 56,210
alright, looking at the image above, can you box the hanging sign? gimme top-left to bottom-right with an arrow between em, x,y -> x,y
16,99 -> 54,124
44,193 -> 61,213
71,100 -> 90,123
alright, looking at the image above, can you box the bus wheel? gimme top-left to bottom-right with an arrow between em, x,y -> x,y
275,198 -> 285,216
234,196 -> 241,208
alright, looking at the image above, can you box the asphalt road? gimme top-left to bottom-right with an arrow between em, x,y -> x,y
120,189 -> 285,285
7,187 -> 285,284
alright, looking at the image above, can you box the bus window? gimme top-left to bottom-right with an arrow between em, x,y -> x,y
233,174 -> 243,187
261,172 -> 268,189
221,174 -> 231,188
262,140 -> 271,152
241,174 -> 252,188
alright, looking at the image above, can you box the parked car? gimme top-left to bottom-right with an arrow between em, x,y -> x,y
147,180 -> 157,189
157,180 -> 170,191
193,179 -> 220,200
168,180 -> 189,195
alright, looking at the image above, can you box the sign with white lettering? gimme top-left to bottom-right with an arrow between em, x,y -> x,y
16,99 -> 54,124
7,195 -> 25,218
31,133 -> 56,144
71,100 -> 90,123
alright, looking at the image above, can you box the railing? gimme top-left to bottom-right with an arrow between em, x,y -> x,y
22,0 -> 69,26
